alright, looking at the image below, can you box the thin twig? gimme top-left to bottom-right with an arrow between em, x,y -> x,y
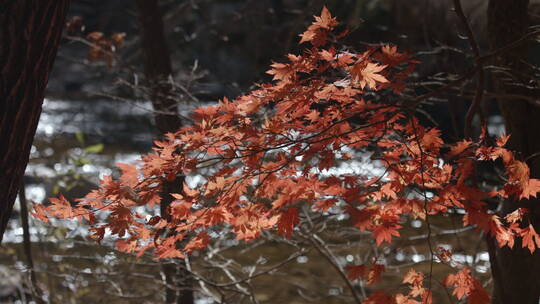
453,0 -> 485,139
305,232 -> 362,303
19,184 -> 45,304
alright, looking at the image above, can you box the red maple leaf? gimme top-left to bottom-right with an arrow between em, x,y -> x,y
277,207 -> 299,238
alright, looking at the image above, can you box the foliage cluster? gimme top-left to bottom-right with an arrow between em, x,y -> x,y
35,8 -> 540,304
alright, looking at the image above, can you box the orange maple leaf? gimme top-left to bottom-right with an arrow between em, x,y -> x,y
373,223 -> 401,245
403,268 -> 424,285
447,140 -> 472,158
350,61 -> 388,89
520,178 -> 540,199
445,268 -> 490,304
266,62 -> 294,82
298,7 -> 338,46
507,160 -> 530,185
520,224 -> 540,253
116,162 -> 139,187
313,6 -> 338,29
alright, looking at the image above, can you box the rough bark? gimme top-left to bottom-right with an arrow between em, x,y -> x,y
135,1 -> 193,303
486,1 -> 540,303
0,0 -> 71,243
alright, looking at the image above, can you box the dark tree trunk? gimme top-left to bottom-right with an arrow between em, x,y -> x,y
135,1 -> 194,303
487,1 -> 540,303
0,0 -> 71,243
136,0 -> 181,134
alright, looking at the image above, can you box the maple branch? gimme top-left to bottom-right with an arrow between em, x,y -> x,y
191,248 -> 310,288
406,28 -> 540,110
452,0 -> 485,139
406,67 -> 479,108
301,230 -> 363,303
196,116 -> 389,166
407,226 -> 475,241
218,263 -> 253,298
478,28 -> 540,65
64,35 -> 118,60
461,91 -> 540,108
91,89 -> 195,123
525,151 -> 540,163
452,0 -> 481,62
409,115 -> 436,296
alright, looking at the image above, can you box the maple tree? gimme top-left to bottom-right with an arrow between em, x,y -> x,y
34,7 -> 540,303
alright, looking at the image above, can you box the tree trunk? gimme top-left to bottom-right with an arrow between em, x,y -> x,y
136,0 -> 182,134
135,1 -> 194,303
486,1 -> 540,303
0,0 -> 71,243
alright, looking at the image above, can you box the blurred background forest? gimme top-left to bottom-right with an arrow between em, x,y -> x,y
3,0 -> 540,303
